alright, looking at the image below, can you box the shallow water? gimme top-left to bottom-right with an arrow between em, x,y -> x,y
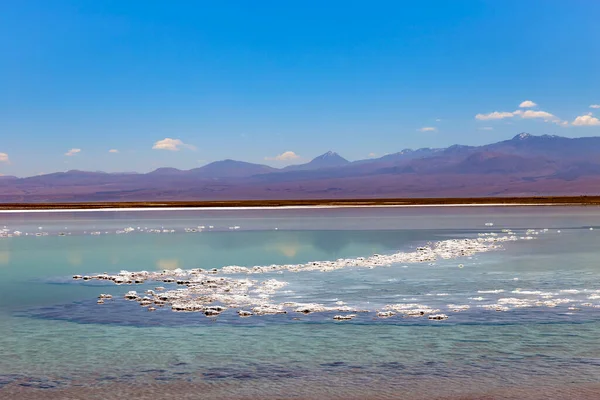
2,206 -> 600,399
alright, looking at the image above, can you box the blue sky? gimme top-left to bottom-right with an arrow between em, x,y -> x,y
1,0 -> 599,177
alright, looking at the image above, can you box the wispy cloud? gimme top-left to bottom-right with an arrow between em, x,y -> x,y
108,149 -> 119,153
572,113 -> 600,126
475,111 -> 515,120
265,151 -> 301,161
0,153 -> 9,164
418,127 -> 437,132
368,152 -> 377,158
152,138 -> 196,151
515,110 -> 569,126
475,102 -> 567,126
519,100 -> 537,108
65,148 -> 81,156
590,104 -> 600,109
514,110 -> 545,118
478,127 -> 494,131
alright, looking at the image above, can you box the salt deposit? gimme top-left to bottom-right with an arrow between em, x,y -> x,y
333,314 -> 356,320
428,314 -> 449,320
447,305 -> 470,312
382,303 -> 441,317
377,311 -> 396,318
64,228 -> 592,320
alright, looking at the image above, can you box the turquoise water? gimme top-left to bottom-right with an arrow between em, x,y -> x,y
2,206 -> 600,398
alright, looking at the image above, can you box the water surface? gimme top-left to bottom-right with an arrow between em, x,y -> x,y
2,206 -> 600,399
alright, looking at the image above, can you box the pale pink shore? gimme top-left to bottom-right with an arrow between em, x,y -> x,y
0,203 -> 559,214
3,381 -> 600,400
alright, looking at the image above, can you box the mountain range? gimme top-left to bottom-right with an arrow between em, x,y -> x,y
2,133 -> 600,202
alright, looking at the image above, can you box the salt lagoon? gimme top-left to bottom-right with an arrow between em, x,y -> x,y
2,206 -> 600,399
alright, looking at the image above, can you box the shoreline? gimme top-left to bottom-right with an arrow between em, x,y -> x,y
0,203 -> 564,213
1,196 -> 600,212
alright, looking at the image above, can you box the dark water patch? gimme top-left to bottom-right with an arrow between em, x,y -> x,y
320,361 -> 346,368
318,361 -> 367,373
378,362 -> 406,371
575,358 -> 600,367
15,376 -> 70,390
201,364 -> 305,381
97,376 -> 117,381
154,376 -> 178,381
139,369 -> 168,374
0,374 -> 25,388
173,362 -> 188,367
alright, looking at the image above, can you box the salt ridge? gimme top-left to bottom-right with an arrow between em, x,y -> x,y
69,227 -> 598,320
74,232 -> 531,319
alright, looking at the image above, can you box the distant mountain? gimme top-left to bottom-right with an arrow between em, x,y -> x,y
0,175 -> 18,187
356,148 -> 441,165
284,151 -> 350,171
189,160 -> 278,178
485,133 -> 600,161
19,170 -> 118,186
148,167 -> 184,176
3,133 -> 600,202
147,160 -> 277,179
448,152 -> 557,175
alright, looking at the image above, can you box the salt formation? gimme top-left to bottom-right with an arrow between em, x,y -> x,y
72,234 -> 518,318
447,304 -> 470,312
428,314 -> 449,320
376,311 -> 396,318
333,314 -> 356,320
382,303 -> 441,317
0,224 -> 230,238
115,275 -> 295,317
67,229 -> 586,320
237,310 -> 253,317
78,235 -> 520,285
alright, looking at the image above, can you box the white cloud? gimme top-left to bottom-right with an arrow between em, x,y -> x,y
518,110 -> 554,119
65,148 -> 81,156
152,138 -> 195,151
517,110 -> 567,126
368,152 -> 377,158
590,104 -> 600,109
519,100 -> 537,108
475,111 -> 515,120
435,118 -> 442,122
0,153 -> 9,163
572,114 -> 600,126
265,151 -> 301,161
418,127 -> 437,132
478,127 -> 494,131
476,107 -> 567,126
108,149 -> 119,153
